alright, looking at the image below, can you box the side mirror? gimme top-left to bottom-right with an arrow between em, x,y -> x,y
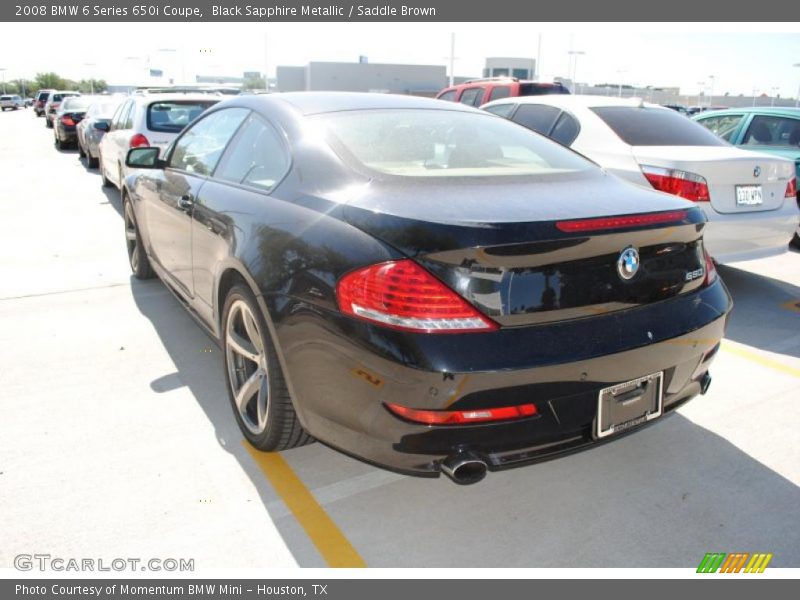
126,147 -> 164,169
93,121 -> 110,132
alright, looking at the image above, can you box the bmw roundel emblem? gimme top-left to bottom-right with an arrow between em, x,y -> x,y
754,166 -> 761,178
617,246 -> 640,280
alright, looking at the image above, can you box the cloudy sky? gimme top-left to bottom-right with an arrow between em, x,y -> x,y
1,22 -> 798,98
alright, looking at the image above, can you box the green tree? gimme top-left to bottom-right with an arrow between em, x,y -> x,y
242,76 -> 266,91
76,79 -> 108,94
34,72 -> 66,90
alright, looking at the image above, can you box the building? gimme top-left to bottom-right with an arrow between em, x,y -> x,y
276,61 -> 447,96
483,57 -> 536,80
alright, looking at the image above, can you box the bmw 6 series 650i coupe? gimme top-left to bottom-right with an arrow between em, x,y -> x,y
122,92 -> 732,484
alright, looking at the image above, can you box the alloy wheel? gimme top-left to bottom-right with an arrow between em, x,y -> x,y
225,300 -> 269,435
124,201 -> 139,271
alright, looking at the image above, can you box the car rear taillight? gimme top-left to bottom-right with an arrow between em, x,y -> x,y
785,177 -> 797,198
641,165 -> 710,202
336,259 -> 498,333
129,134 -> 150,148
703,246 -> 717,286
556,210 -> 688,233
385,402 -> 537,425
60,115 -> 75,126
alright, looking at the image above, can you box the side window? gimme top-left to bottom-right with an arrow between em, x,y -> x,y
743,115 -> 800,147
511,104 -> 562,135
459,88 -> 483,107
549,112 -> 580,146
123,101 -> 136,129
168,108 -> 249,176
437,90 -> 457,102
483,103 -> 515,119
696,114 -> 744,142
488,86 -> 511,102
215,115 -> 290,191
111,101 -> 129,129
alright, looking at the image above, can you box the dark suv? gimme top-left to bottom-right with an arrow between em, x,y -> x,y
436,77 -> 569,107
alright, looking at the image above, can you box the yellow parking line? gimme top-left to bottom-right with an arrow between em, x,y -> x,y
244,443 -> 366,568
721,341 -> 800,379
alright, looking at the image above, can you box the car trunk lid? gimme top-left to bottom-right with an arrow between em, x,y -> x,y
632,145 -> 794,214
341,171 -> 709,327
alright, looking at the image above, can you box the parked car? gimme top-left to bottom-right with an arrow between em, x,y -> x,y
77,96 -> 125,168
24,97 -> 34,108
436,77 -> 569,108
53,95 -> 97,149
98,93 -> 220,190
662,104 -> 688,115
44,91 -> 80,128
121,92 -> 731,484
482,95 -> 798,263
33,89 -> 54,116
693,107 -> 800,246
0,95 -> 23,110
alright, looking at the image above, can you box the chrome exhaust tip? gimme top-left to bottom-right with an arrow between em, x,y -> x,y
440,452 -> 488,485
700,372 -> 712,395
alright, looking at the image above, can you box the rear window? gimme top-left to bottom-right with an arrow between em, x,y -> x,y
62,97 -> 92,110
317,108 -> 593,178
52,93 -> 78,102
519,83 -> 570,97
0,96 -> 11,101
591,106 -> 728,146
37,92 -> 50,101
147,101 -> 217,133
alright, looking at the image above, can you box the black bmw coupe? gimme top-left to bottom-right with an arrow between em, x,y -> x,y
122,92 -> 732,484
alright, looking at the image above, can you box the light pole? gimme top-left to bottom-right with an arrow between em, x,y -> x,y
708,75 -> 716,104
752,86 -> 759,107
794,63 -> 800,108
616,69 -> 627,97
83,63 -> 96,94
0,68 -> 6,94
770,86 -> 779,107
696,81 -> 705,107
568,50 -> 585,93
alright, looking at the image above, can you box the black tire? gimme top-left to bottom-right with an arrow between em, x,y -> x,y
45,118 -> 52,129
87,150 -> 99,169
123,196 -> 154,280
55,133 -> 64,150
791,232 -> 800,250
222,283 -> 312,451
78,139 -> 86,158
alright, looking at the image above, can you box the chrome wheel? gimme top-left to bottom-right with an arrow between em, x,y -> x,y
225,300 -> 269,435
124,201 -> 139,271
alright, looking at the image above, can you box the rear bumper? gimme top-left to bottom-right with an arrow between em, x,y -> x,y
702,201 -> 799,263
270,280 -> 732,476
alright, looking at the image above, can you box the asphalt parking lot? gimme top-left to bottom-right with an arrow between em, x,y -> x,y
1,107 -> 799,569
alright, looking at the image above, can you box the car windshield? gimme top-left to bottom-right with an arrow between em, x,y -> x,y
62,97 -> 92,110
317,108 -> 593,177
591,106 -> 728,146
147,101 -> 218,132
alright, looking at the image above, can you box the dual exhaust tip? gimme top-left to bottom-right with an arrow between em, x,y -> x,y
440,451 -> 488,485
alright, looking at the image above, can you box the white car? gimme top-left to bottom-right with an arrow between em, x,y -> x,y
0,95 -> 23,110
482,95 -> 799,263
98,93 -> 221,190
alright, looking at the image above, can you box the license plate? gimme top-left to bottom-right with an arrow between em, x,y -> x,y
595,372 -> 663,439
736,185 -> 763,206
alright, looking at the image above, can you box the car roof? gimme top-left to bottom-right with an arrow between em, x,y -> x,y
695,106 -> 800,117
264,91 -> 479,115
483,94 -> 662,110
133,93 -> 225,104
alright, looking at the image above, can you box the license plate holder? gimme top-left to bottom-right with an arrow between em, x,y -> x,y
595,372 -> 663,439
736,185 -> 763,206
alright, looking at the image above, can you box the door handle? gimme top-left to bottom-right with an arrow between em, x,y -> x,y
178,194 -> 194,210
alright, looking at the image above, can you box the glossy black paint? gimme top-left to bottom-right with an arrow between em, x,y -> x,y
124,92 -> 732,476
